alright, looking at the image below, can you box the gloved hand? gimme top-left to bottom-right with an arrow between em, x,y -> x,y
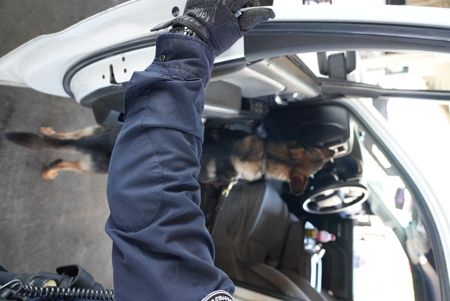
151,0 -> 275,56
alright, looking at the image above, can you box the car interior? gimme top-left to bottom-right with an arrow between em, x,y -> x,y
199,100 -> 438,301
0,2 -> 449,301
82,49 -> 445,301
193,50 -> 443,300
199,100 -> 361,301
58,9 -> 448,297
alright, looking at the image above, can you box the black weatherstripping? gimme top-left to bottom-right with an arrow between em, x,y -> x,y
245,22 -> 450,61
321,79 -> 450,101
63,21 -> 450,101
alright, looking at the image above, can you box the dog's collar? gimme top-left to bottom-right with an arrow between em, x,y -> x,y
261,140 -> 267,178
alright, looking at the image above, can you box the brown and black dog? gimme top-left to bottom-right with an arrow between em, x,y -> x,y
5,126 -> 333,194
200,129 -> 334,194
5,126 -> 119,181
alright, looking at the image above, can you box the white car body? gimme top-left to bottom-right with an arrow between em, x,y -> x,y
0,1 -> 449,101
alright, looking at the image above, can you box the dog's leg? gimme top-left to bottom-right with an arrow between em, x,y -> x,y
39,126 -> 99,140
41,157 -> 93,181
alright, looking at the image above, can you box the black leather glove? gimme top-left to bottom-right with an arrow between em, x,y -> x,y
151,0 -> 275,56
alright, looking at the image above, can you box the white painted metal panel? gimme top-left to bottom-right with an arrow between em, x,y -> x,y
0,0 -> 189,97
70,43 -> 245,101
0,0 -> 450,98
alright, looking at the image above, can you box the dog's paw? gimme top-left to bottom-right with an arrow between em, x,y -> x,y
39,127 -> 56,136
41,169 -> 58,181
289,168 -> 308,195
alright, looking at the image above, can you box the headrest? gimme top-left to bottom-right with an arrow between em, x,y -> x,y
212,181 -> 290,266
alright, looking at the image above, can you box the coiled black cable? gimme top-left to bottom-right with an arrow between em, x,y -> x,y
3,279 -> 115,300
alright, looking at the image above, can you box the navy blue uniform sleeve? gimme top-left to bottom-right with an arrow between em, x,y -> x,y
105,34 -> 235,301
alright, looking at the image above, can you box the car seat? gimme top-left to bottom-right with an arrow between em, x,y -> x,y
211,181 -> 333,301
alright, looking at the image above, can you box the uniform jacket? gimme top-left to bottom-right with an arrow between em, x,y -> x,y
105,34 -> 235,301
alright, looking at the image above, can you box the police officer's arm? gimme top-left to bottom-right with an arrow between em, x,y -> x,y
105,1 -> 274,301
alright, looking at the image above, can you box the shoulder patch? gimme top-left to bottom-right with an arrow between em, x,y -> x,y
201,290 -> 233,301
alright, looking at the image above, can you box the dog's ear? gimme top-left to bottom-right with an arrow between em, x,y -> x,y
289,168 -> 308,195
234,135 -> 263,160
321,148 -> 335,160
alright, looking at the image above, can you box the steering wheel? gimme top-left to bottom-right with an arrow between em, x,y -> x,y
302,182 -> 369,215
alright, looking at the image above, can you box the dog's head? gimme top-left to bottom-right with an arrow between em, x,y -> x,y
288,147 -> 334,195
